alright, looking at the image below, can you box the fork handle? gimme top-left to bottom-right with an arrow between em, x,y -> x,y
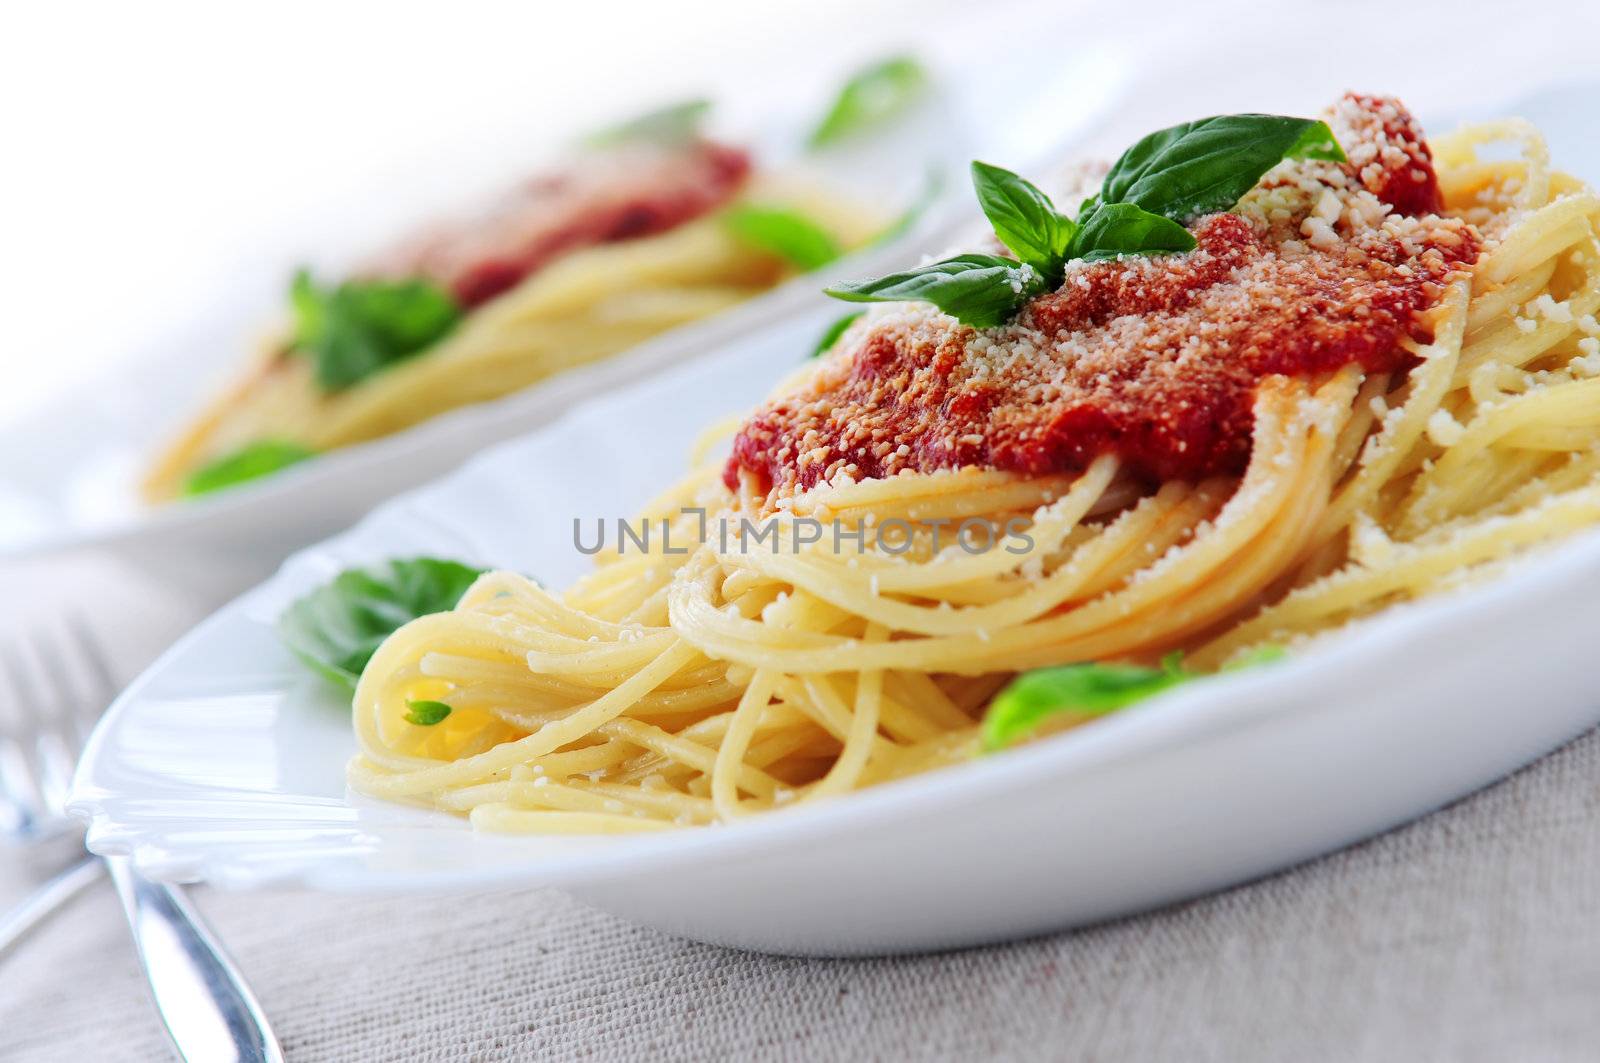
0,855 -> 106,957
107,856 -> 284,1063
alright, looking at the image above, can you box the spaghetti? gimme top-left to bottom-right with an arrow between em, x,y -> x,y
349,96 -> 1600,833
143,137 -> 880,501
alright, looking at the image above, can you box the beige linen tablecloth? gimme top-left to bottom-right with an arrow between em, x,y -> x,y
3,556 -> 1599,1062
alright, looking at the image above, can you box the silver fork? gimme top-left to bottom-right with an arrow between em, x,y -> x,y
0,615 -> 283,1063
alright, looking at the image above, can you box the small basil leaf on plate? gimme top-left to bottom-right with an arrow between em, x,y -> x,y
825,253 -> 1039,329
404,699 -> 453,726
1070,201 -> 1198,262
278,558 -> 487,692
723,205 -> 843,271
812,311 -> 865,358
291,270 -> 461,393
970,161 -> 1076,276
982,663 -> 1187,751
982,645 -> 1287,750
182,440 -> 316,497
808,55 -> 929,149
1101,115 -> 1346,220
1225,644 -> 1288,670
586,98 -> 712,147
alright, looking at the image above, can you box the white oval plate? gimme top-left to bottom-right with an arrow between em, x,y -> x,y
0,52 -> 1133,607
67,78 -> 1600,957
68,282 -> 1600,956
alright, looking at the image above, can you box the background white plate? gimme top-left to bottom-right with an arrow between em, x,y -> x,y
64,71 -> 1600,957
0,48 -> 1133,605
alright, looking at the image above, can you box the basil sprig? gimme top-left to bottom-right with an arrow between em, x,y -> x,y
970,160 -> 1077,276
827,252 -> 1040,329
290,270 -> 461,393
826,113 -> 1345,328
586,99 -> 712,148
182,439 -> 316,497
808,55 -> 929,149
404,699 -> 454,726
982,657 -> 1188,751
1071,201 -> 1196,263
278,557 -> 487,692
1093,114 -> 1345,220
723,205 -> 842,271
828,163 -> 1183,326
982,646 -> 1286,751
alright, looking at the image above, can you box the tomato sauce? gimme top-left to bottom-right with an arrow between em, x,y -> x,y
373,140 -> 750,309
725,95 -> 1479,498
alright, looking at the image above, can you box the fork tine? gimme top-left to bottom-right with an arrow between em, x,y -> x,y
37,617 -> 118,814
27,622 -> 72,706
1,640 -> 44,725
32,620 -> 102,743
21,620 -> 102,811
64,612 -> 118,732
0,736 -> 43,837
31,730 -> 76,817
27,627 -> 78,724
0,646 -> 50,838
0,617 -> 123,842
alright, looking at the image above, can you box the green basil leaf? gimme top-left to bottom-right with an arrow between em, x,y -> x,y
291,270 -> 461,393
1069,202 -> 1198,262
982,663 -> 1184,751
182,440 -> 316,497
970,161 -> 1076,276
723,205 -> 842,271
808,55 -> 929,149
983,645 -> 1287,750
404,699 -> 453,726
586,98 -> 712,147
1101,114 -> 1346,220
825,253 -> 1039,328
278,558 -> 487,692
288,269 -> 327,344
1225,644 -> 1287,670
816,112 -> 1343,333
811,311 -> 865,358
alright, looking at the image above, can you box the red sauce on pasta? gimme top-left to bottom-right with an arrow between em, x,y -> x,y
372,140 -> 750,308
726,95 -> 1479,497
